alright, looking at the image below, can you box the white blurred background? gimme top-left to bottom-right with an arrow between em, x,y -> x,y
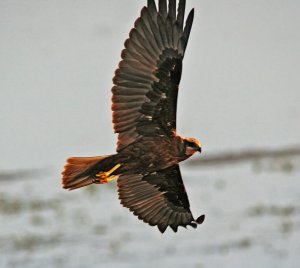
0,1 -> 299,267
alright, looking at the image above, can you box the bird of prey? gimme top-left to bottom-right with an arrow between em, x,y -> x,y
62,0 -> 204,233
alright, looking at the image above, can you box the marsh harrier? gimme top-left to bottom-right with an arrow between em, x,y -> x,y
62,0 -> 204,233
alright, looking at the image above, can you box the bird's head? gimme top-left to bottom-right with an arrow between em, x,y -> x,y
183,137 -> 202,156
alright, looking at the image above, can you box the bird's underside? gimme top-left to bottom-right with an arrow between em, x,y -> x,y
62,0 -> 205,233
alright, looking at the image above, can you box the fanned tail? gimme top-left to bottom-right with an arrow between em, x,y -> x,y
61,156 -> 111,190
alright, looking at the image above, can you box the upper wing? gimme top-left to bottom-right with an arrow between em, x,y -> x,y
118,165 -> 205,233
112,0 -> 194,152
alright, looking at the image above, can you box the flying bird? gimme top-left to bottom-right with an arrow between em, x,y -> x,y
62,0 -> 204,233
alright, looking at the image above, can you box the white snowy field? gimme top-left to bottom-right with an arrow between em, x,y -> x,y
1,0 -> 300,267
0,158 -> 300,268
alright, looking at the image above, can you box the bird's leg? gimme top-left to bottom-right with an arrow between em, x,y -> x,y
94,163 -> 121,184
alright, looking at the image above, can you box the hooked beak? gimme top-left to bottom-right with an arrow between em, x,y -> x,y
198,146 -> 202,153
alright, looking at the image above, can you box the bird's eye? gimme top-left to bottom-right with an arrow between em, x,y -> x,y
186,141 -> 195,147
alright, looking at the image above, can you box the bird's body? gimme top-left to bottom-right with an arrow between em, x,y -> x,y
118,135 -> 188,172
62,0 -> 205,233
83,135 -> 193,177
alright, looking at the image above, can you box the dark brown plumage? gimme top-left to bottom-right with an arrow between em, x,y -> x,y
62,0 -> 204,233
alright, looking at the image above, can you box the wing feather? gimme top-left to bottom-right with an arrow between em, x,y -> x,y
157,13 -> 170,47
112,86 -> 150,95
159,0 -> 168,19
139,19 -> 161,54
143,10 -> 164,50
166,16 -> 174,47
177,0 -> 186,30
168,0 -> 176,23
182,8 -> 194,52
121,48 -> 154,69
119,59 -> 152,72
147,0 -> 157,16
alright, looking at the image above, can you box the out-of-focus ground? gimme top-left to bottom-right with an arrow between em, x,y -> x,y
0,0 -> 299,267
1,155 -> 300,268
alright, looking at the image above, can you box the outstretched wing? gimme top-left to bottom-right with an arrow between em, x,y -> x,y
112,0 -> 194,152
118,165 -> 205,233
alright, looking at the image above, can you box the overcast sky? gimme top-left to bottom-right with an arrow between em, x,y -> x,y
1,0 -> 299,170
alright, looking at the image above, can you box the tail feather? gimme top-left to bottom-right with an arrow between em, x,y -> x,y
61,156 -> 108,190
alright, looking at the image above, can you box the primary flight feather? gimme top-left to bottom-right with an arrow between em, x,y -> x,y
62,0 -> 204,233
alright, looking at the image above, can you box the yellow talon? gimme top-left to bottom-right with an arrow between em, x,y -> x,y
106,163 -> 121,176
95,164 -> 121,184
